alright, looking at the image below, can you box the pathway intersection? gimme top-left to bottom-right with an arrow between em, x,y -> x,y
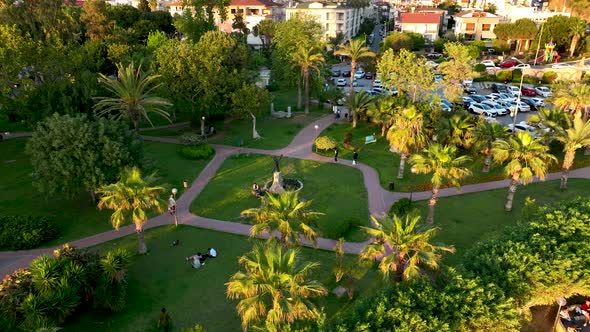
2,115 -> 590,277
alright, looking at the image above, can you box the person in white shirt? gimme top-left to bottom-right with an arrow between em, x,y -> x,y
207,248 -> 217,258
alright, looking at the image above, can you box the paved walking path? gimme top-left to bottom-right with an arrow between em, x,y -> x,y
2,114 -> 590,277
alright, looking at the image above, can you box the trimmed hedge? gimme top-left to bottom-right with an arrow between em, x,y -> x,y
314,136 -> 338,150
496,70 -> 512,82
474,63 -> 487,73
542,71 -> 558,84
179,144 -> 214,160
0,216 -> 57,249
178,133 -> 204,145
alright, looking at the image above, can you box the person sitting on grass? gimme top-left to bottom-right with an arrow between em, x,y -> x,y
186,253 -> 204,268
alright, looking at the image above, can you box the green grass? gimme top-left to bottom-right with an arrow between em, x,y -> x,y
141,127 -> 192,137
320,121 -> 590,192
191,154 -> 370,242
412,179 -> 590,265
63,226 -> 371,332
0,114 -> 31,132
0,139 -> 212,248
270,89 -> 328,114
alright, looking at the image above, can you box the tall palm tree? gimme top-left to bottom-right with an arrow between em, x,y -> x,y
360,214 -> 454,281
569,19 -> 587,57
367,95 -> 396,136
96,167 -> 166,254
473,121 -> 509,172
347,90 -> 373,128
387,106 -> 426,179
528,107 -> 569,132
240,191 -> 323,246
94,62 -> 172,132
409,143 -> 472,224
292,46 -> 325,115
334,38 -> 375,99
492,132 -> 557,211
226,240 -> 327,331
553,115 -> 590,189
551,83 -> 590,119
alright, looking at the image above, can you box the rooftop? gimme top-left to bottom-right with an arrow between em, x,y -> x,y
454,10 -> 499,18
400,12 -> 441,24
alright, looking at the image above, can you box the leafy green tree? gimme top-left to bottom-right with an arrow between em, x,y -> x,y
292,46 -> 325,114
97,167 -> 166,254
406,32 -> 425,51
173,8 -> 216,42
81,0 -> 112,42
229,83 -> 270,139
409,143 -> 472,223
94,62 -> 171,132
360,213 -> 454,281
25,114 -> 142,201
334,38 -> 375,100
553,115 -> 590,189
387,106 -> 427,179
137,0 -> 150,12
231,13 -> 249,36
377,49 -> 433,102
241,191 -> 323,246
226,240 -> 327,331
252,19 -> 276,49
437,42 -> 476,102
0,24 -> 36,105
381,31 -> 413,52
533,15 -> 580,53
568,18 -> 587,57
473,121 -> 509,172
492,132 -> 557,211
346,90 -> 373,128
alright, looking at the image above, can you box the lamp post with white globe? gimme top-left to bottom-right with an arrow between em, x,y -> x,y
169,188 -> 178,227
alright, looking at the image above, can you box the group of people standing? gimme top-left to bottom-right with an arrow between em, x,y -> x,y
334,147 -> 358,166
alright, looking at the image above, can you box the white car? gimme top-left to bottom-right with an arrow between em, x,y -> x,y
479,60 -> 496,68
336,78 -> 346,87
481,101 -> 509,116
469,103 -> 497,116
535,86 -> 552,97
509,101 -> 531,113
354,70 -> 365,79
522,97 -> 545,108
373,80 -> 382,88
513,64 -> 531,69
484,116 -> 499,124
425,61 -> 439,68
507,121 -> 541,138
507,86 -> 521,97
462,79 -> 473,87
551,63 -> 574,69
500,93 -> 516,102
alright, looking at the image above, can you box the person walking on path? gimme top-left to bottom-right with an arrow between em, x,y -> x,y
352,151 -> 358,166
334,147 -> 339,162
158,307 -> 171,332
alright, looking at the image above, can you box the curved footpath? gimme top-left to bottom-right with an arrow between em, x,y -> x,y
2,115 -> 590,277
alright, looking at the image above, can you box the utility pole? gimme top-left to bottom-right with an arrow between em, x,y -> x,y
533,23 -> 544,66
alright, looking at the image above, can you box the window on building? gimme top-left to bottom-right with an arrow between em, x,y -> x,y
231,8 -> 236,14
251,9 -> 259,15
326,13 -> 330,20
337,23 -> 343,31
482,24 -> 491,31
466,23 -> 475,31
326,23 -> 330,30
237,8 -> 244,14
337,12 -> 344,20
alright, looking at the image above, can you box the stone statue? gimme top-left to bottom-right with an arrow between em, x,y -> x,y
272,155 -> 283,173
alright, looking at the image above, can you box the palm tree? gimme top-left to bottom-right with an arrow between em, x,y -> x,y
292,46 -> 325,115
528,107 -> 569,132
226,240 -> 327,331
447,114 -> 477,149
569,19 -> 587,57
240,191 -> 323,246
553,115 -> 590,189
409,143 -> 472,224
387,106 -> 426,179
551,83 -> 590,119
334,38 -> 375,99
367,95 -> 396,136
473,121 -> 509,172
347,90 -> 373,128
492,132 -> 557,211
360,214 -> 454,281
96,167 -> 166,254
94,62 -> 172,132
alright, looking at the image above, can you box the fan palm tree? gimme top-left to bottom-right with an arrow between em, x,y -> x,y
292,46 -> 325,115
528,107 -> 569,132
492,132 -> 557,211
409,143 -> 472,224
473,121 -> 509,172
447,114 -> 477,149
94,62 -> 172,132
387,106 -> 426,179
367,95 -> 397,136
226,240 -> 327,331
551,83 -> 590,119
97,167 -> 166,254
360,214 -> 454,281
553,115 -> 590,189
334,38 -> 375,99
569,19 -> 587,57
347,89 -> 373,128
240,191 -> 323,246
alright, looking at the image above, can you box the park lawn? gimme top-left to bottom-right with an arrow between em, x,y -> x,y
412,179 -> 590,265
0,139 -> 212,248
320,121 -> 590,192
191,154 -> 370,242
63,225 -> 368,332
0,114 -> 31,132
270,89 -> 328,114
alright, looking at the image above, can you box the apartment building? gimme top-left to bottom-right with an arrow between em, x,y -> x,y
217,0 -> 286,46
453,10 -> 499,40
399,12 -> 442,42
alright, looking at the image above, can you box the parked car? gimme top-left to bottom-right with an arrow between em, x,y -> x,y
507,121 -> 541,138
373,80 -> 382,88
332,70 -> 341,77
354,70 -> 365,79
469,103 -> 497,116
364,72 -> 373,79
484,116 -> 499,124
521,86 -> 537,96
507,85 -> 522,96
342,71 -> 351,77
479,60 -> 496,68
525,97 -> 545,107
425,60 -> 439,68
535,86 -> 552,97
481,101 -> 509,116
462,79 -> 473,87
434,74 -> 444,83
336,78 -> 346,87
513,64 -> 531,69
469,95 -> 488,103
520,98 -> 539,111
492,83 -> 509,94
509,101 -> 531,113
497,100 -> 514,109
464,86 -> 477,94
427,53 -> 443,59
499,59 -> 518,68
551,63 -> 574,69
462,96 -> 475,108
499,93 -> 516,101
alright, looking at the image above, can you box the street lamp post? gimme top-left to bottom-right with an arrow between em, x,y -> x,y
200,116 -> 205,137
533,23 -> 545,67
169,188 -> 178,227
510,73 -> 526,133
314,125 -> 319,152
553,297 -> 567,331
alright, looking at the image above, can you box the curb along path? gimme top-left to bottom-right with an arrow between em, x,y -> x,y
2,115 -> 590,276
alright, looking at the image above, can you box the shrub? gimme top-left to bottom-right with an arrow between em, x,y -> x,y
323,218 -> 361,239
0,216 -> 57,249
474,63 -> 487,73
314,136 -> 338,150
178,132 -> 204,145
542,71 -> 558,84
389,198 -> 413,217
496,70 -> 512,82
512,69 -> 522,81
179,144 -> 214,160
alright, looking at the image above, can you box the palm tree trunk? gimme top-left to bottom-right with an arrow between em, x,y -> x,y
132,110 -> 140,132
395,254 -> 406,282
569,36 -> 579,58
561,149 -> 575,189
381,124 -> 387,137
297,78 -> 302,110
349,61 -> 356,99
505,173 -> 520,212
585,145 -> 590,155
304,69 -> 310,115
397,154 -> 406,179
426,185 -> 439,224
136,225 -> 148,254
352,109 -> 357,128
482,151 -> 492,173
